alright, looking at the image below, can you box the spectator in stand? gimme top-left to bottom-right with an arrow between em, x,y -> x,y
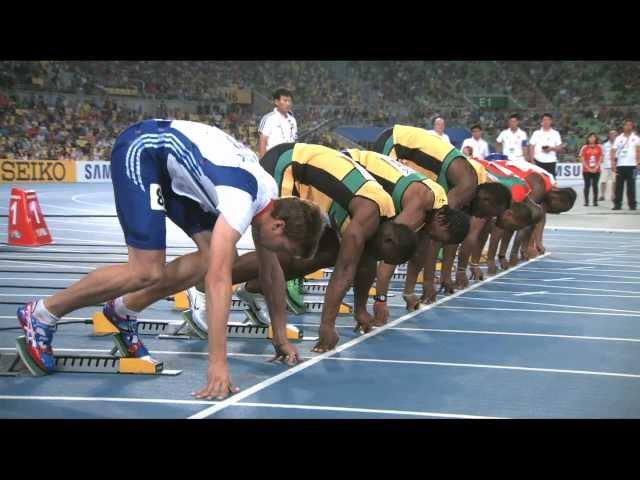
461,124 -> 490,160
496,114 -> 528,162
427,116 -> 450,143
528,113 -> 564,177
579,132 -> 603,206
599,129 -> 618,202
611,119 -> 640,211
258,88 -> 298,159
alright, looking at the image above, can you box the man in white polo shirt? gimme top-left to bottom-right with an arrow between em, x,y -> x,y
496,114 -> 528,162
611,119 -> 640,210
528,113 -> 563,177
599,129 -> 618,202
461,124 -> 490,160
427,116 -> 451,144
258,88 -> 298,159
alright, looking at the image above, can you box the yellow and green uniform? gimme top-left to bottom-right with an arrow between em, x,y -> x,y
467,157 -> 489,185
343,149 -> 448,215
261,143 -> 396,234
375,124 -> 467,192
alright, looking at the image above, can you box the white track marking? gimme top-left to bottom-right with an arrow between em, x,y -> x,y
506,277 -> 640,285
473,289 -> 640,299
488,280 -> 639,294
187,253 -> 550,419
538,259 -> 640,268
438,306 -> 640,317
326,357 -> 640,379
0,396 -> 502,419
227,402 -> 503,419
0,395 -> 215,407
517,268 -> 640,280
545,227 -> 640,233
0,260 -> 96,270
455,297 -> 640,314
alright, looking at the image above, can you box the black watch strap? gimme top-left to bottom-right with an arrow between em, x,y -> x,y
374,295 -> 387,303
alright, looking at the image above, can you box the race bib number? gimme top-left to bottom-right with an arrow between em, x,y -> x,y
150,183 -> 166,211
589,156 -> 597,168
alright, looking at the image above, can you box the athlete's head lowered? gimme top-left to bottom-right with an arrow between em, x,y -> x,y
425,206 -> 471,245
370,220 -> 418,265
470,182 -> 512,218
545,187 -> 577,214
252,197 -> 324,258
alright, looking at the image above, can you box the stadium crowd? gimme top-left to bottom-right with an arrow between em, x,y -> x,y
1,61 -> 638,161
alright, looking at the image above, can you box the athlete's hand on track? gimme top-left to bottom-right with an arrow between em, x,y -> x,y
422,283 -> 438,304
373,302 -> 389,327
440,278 -> 455,295
455,270 -> 469,289
499,257 -> 510,270
469,265 -> 484,281
269,341 -> 302,366
403,293 -> 423,310
192,363 -> 239,401
354,310 -> 374,334
312,324 -> 340,353
509,253 -> 519,268
487,260 -> 497,276
536,244 -> 546,255
526,246 -> 538,260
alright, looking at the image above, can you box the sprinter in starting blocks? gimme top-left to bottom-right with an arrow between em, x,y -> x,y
15,120 -> 325,402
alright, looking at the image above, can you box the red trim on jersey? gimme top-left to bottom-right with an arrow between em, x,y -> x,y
253,199 -> 274,222
495,161 -> 554,193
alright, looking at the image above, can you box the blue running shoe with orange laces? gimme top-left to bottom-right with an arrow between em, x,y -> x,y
17,302 -> 57,372
102,300 -> 150,358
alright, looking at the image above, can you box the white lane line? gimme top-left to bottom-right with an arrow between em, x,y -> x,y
229,402 -> 503,419
585,258 -> 614,262
513,291 -> 548,296
0,346 -> 273,359
327,357 -> 640,379
505,277 -> 640,285
0,277 -> 82,282
455,296 -> 640,315
0,395 -> 215,407
3,236 -> 124,245
0,227 -> 124,237
0,396 -> 502,419
285,324 -> 640,343
437,306 -> 640,317
519,268 -> 640,280
382,327 -> 640,343
539,259 -> 640,268
489,281 -> 639,295
473,289 -> 640,299
187,253 -> 551,419
545,227 -> 640,233
71,194 -> 114,209
0,260 -> 96,270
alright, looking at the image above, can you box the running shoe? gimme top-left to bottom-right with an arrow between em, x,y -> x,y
17,302 -> 57,372
286,278 -> 306,314
102,300 -> 149,358
236,283 -> 271,325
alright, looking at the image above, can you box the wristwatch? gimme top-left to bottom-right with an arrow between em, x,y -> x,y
374,295 -> 387,303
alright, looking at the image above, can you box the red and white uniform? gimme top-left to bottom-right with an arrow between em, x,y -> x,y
495,159 -> 556,193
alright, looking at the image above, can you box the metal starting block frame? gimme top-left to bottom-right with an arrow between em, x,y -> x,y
0,336 -> 181,377
92,311 -> 305,342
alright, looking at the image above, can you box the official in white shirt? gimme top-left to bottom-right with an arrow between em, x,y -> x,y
496,114 -> 528,162
461,125 -> 490,160
258,88 -> 298,159
611,120 -> 640,210
599,130 -> 618,202
427,116 -> 451,144
528,113 -> 563,177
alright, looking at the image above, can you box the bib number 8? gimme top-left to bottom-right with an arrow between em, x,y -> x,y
150,183 -> 166,211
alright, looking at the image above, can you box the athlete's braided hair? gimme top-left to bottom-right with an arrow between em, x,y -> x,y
436,205 -> 471,245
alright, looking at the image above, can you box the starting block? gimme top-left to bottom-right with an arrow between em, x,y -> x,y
303,281 -> 395,298
0,336 -> 181,377
91,311 -> 304,342
172,291 -> 247,312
